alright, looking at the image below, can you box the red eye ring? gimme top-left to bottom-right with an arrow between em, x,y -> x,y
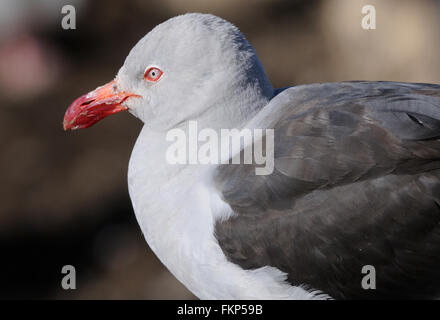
144,67 -> 163,82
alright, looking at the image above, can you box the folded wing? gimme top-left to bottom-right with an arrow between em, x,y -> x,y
213,81 -> 440,299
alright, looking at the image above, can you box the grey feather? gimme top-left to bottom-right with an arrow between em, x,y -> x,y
214,81 -> 440,299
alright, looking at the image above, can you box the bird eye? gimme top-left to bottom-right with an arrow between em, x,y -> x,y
144,67 -> 163,82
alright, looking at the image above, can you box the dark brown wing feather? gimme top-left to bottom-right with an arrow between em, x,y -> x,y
214,81 -> 440,299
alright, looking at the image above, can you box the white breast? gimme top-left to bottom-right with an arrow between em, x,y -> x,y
128,125 -> 327,299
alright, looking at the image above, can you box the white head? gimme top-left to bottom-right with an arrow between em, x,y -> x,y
63,13 -> 273,131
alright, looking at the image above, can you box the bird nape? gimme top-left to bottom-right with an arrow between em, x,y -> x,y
63,13 -> 440,300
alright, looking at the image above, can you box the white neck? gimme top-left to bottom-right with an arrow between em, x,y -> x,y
127,89 -> 324,299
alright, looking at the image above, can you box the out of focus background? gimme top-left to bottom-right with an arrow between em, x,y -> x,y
1,0 -> 439,299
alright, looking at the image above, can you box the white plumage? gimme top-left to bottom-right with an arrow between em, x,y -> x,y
122,13 -> 324,299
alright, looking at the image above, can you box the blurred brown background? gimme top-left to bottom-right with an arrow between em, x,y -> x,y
0,0 -> 439,299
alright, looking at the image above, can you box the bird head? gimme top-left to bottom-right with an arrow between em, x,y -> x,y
63,13 -> 272,131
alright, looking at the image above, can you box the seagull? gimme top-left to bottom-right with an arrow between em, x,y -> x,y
63,13 -> 440,299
